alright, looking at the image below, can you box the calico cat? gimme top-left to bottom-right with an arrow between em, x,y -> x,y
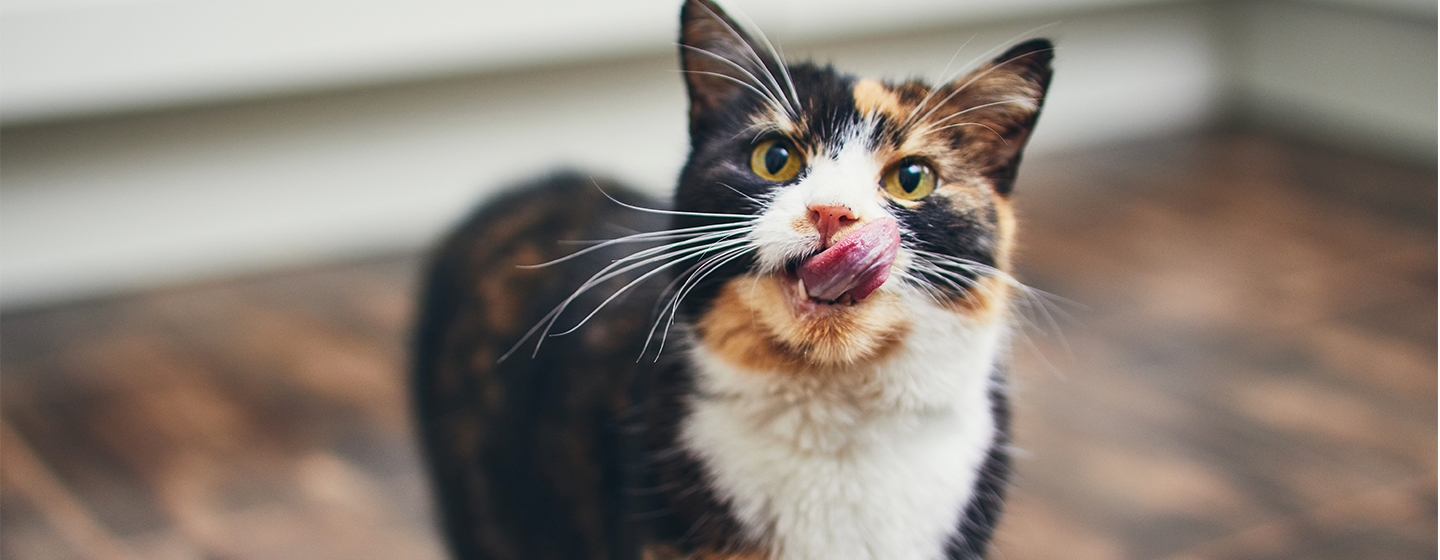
412,1 -> 1053,558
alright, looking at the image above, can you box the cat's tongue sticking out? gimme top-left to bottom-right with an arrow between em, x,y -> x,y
797,217 -> 900,304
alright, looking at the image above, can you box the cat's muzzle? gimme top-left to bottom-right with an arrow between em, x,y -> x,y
795,217 -> 900,304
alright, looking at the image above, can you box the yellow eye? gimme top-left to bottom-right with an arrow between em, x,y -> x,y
883,160 -> 937,200
749,139 -> 802,182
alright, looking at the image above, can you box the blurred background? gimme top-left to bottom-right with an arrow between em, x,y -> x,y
1,0 -> 1434,558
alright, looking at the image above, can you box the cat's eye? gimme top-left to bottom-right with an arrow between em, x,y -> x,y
883,160 -> 938,200
749,139 -> 802,182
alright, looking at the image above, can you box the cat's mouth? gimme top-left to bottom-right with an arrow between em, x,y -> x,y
784,217 -> 900,307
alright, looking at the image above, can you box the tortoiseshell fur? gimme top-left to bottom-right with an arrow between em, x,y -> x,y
413,1 -> 1052,559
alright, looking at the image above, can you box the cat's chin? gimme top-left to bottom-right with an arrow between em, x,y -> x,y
693,272 -> 912,372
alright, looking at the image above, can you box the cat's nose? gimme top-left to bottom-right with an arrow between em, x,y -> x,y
808,204 -> 858,246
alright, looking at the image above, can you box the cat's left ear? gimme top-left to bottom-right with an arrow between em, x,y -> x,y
678,0 -> 785,123
946,39 -> 1053,195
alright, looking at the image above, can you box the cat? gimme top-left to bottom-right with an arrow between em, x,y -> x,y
411,1 -> 1053,558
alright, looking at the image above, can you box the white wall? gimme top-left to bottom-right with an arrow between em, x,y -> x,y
0,0 -> 1431,309
0,0 -> 1184,125
1224,0 -> 1437,162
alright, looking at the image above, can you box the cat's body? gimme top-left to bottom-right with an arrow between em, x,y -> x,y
413,2 -> 1052,559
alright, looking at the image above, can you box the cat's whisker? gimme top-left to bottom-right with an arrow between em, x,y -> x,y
902,34 -> 978,128
910,261 -> 1011,311
551,237 -> 753,338
894,269 -> 950,305
693,2 -> 798,116
652,245 -> 754,358
922,255 -> 1072,324
913,48 -> 1054,128
554,222 -> 750,247
519,222 -> 757,269
917,121 -> 1004,142
646,235 -> 748,322
716,181 -> 771,212
590,177 -> 758,220
680,70 -> 790,123
908,260 -> 1063,373
744,121 -> 786,143
550,227 -> 754,335
936,34 -> 979,84
911,249 -> 1076,358
514,252 -> 702,359
910,252 -> 1017,303
500,235 -> 752,361
540,228 -> 749,278
549,233 -> 753,320
643,243 -> 755,359
772,42 -> 800,110
909,262 -> 1067,373
680,45 -> 791,117
907,263 -> 969,296
902,23 -> 1057,128
722,3 -> 801,110
916,98 -> 1041,141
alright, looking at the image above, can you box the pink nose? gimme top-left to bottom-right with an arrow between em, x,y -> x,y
809,204 -> 858,245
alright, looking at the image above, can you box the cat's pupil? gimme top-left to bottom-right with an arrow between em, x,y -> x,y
898,164 -> 923,193
764,144 -> 790,174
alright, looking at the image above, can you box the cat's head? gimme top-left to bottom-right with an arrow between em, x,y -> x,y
670,0 -> 1051,372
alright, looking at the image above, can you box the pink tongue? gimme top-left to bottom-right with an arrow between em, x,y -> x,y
797,217 -> 900,302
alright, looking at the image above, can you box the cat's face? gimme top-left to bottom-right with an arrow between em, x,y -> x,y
671,0 -> 1051,372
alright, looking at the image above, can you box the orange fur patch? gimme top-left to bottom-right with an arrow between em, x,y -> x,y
853,79 -> 904,121
943,274 -> 1012,323
992,195 -> 1016,271
696,273 -> 911,374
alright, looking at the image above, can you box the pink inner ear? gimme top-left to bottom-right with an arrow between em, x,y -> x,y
797,217 -> 900,302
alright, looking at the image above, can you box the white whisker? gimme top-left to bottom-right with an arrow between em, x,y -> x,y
903,34 -> 977,128
903,22 -> 1059,128
518,221 -> 755,269
716,181 -> 771,211
772,42 -> 800,110
500,233 -> 753,361
646,244 -> 755,359
680,45 -> 791,117
912,48 -> 1053,129
919,121 -> 1004,142
723,3 -> 801,110
694,2 -> 796,117
550,238 -> 752,337
916,98 -> 1040,141
908,249 -> 1076,362
590,178 -> 756,220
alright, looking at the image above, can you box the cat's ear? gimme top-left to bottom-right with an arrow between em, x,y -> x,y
945,39 -> 1053,194
678,0 -> 784,120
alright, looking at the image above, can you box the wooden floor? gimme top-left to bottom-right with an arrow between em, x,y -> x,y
2,133 -> 1434,560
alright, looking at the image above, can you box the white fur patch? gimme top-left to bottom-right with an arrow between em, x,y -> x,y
682,289 -> 1004,560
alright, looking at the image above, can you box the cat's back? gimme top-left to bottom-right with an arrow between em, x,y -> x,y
412,172 -> 667,560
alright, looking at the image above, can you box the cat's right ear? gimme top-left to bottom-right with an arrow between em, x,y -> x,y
678,0 -> 778,120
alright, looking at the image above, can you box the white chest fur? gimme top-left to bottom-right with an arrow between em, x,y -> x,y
681,294 -> 1006,560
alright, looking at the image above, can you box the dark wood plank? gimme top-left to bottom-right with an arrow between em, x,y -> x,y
994,133 -> 1436,559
